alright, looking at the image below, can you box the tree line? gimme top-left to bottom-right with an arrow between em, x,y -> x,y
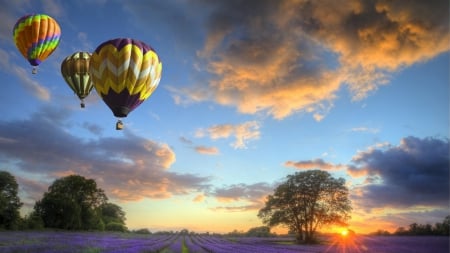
0,171 -> 126,231
372,216 -> 450,236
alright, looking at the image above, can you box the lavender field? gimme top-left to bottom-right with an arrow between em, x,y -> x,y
0,231 -> 448,253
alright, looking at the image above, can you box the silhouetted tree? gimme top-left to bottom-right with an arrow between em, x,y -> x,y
393,216 -> 450,236
246,226 -> 272,237
258,170 -> 351,243
434,215 -> 450,235
0,171 -> 22,230
34,175 -> 107,230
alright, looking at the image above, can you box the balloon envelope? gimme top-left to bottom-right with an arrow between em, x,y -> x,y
89,38 -> 162,118
13,14 -> 61,68
61,52 -> 93,107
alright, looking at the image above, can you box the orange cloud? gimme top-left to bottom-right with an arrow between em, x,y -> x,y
285,158 -> 344,170
196,121 -> 260,149
193,194 -> 205,203
171,0 -> 449,120
195,145 -> 220,155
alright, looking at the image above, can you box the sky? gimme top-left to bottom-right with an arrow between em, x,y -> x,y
0,0 -> 448,235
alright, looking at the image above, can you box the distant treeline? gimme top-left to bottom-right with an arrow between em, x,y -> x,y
371,216 -> 449,236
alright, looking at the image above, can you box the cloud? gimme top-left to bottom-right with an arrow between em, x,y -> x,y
210,182 -> 273,211
15,175 -> 50,209
82,122 -> 103,136
76,32 -> 94,51
0,106 -> 211,202
350,127 -> 380,134
284,158 -> 344,170
0,1 -> 31,43
170,0 -> 449,120
179,136 -> 193,145
193,194 -> 205,203
348,136 -> 449,210
0,49 -> 51,101
123,1 -> 203,52
195,121 -> 260,149
42,0 -> 65,18
178,136 -> 220,155
195,146 -> 220,155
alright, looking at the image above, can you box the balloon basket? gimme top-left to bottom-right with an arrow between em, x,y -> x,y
116,120 -> 124,130
32,67 -> 37,74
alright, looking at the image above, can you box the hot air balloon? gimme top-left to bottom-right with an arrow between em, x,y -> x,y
61,52 -> 93,108
13,14 -> 61,74
89,38 -> 162,130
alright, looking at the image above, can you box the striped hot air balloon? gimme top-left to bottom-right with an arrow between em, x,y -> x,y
61,52 -> 93,108
89,38 -> 162,130
13,14 -> 61,74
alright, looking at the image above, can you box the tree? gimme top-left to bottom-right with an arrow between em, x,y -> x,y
100,203 -> 126,231
435,215 -> 450,235
0,171 -> 23,230
34,174 -> 107,230
258,170 -> 352,243
246,226 -> 272,237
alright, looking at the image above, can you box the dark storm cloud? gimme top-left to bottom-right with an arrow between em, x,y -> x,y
0,106 -> 211,202
348,136 -> 449,209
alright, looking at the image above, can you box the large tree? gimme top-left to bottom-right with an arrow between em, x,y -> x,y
258,170 -> 351,243
0,171 -> 22,230
34,174 -> 108,230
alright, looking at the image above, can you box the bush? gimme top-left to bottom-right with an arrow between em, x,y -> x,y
105,222 -> 127,232
133,228 -> 151,234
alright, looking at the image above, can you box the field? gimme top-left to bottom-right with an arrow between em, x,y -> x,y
0,231 -> 448,253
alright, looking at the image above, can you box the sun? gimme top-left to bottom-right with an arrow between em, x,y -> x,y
340,229 -> 349,237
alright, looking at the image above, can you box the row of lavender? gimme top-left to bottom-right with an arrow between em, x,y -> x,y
0,231 -> 176,253
190,234 -> 320,253
0,231 -> 448,253
0,232 -> 320,253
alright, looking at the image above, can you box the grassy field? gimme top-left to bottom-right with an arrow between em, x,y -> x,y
0,231 -> 448,253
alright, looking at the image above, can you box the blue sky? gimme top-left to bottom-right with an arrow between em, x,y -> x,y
0,0 -> 448,234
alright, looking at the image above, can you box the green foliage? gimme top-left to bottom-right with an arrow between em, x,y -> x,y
33,174 -> 108,230
100,203 -> 126,226
181,236 -> 189,253
105,221 -> 127,232
258,170 -> 352,244
0,171 -> 23,230
21,212 -> 45,230
246,226 -> 272,237
133,228 -> 152,234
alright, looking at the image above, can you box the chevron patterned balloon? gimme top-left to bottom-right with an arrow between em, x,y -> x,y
13,14 -> 61,73
89,38 -> 162,120
61,52 -> 93,108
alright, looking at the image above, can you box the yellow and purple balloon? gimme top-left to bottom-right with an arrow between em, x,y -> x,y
89,38 -> 162,130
